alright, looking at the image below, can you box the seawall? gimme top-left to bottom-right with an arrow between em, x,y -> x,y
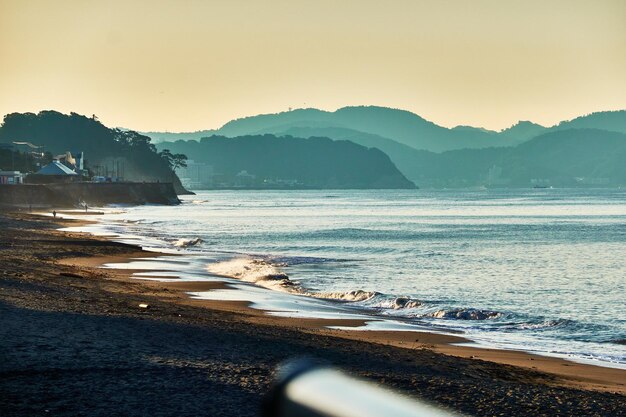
0,182 -> 180,208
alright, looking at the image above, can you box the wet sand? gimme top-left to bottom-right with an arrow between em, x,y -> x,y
1,211 -> 625,416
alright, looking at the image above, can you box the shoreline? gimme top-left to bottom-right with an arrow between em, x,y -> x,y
63,251 -> 626,395
43,209 -> 626,392
51,211 -> 626,393
62,211 -> 626,358
1,211 -> 625,416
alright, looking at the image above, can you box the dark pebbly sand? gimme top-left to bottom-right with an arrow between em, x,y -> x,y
0,212 -> 625,417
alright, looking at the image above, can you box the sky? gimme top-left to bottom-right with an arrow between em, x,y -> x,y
1,0 -> 625,132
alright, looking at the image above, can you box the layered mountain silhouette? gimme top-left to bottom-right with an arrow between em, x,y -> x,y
145,106 -> 626,151
147,106 -> 626,187
147,106 -> 507,152
2,107 -> 624,190
395,129 -> 626,187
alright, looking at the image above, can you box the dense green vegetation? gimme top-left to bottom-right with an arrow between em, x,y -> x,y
0,148 -> 52,173
158,135 -> 416,189
0,111 -> 187,192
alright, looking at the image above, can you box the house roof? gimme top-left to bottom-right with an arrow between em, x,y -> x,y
36,160 -> 78,176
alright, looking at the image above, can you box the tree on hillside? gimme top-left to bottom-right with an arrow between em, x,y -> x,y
112,129 -> 157,153
158,149 -> 188,171
0,148 -> 52,172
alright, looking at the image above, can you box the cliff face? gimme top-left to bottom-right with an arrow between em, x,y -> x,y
0,182 -> 180,208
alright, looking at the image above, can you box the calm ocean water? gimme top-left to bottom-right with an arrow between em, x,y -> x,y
74,189 -> 626,367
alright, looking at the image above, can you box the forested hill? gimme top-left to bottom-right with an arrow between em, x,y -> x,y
158,135 -> 416,189
144,106 -> 626,154
146,106 -> 508,152
0,111 -> 187,193
156,128 -> 626,189
394,129 -> 626,187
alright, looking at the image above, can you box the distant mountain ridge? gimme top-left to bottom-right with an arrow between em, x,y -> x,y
158,128 -> 626,188
143,106 -> 626,153
399,128 -> 626,187
554,110 -> 626,133
4,108 -> 623,191
144,106 -> 626,186
500,121 -> 547,142
146,106 -> 503,152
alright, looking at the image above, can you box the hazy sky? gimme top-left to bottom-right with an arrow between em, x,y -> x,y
1,0 -> 624,132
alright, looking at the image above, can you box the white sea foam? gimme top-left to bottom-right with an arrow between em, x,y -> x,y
428,308 -> 501,320
173,237 -> 204,248
363,296 -> 423,310
387,297 -> 422,309
313,290 -> 378,302
206,258 -> 297,292
206,257 -> 379,301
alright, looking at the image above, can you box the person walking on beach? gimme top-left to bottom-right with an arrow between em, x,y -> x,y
52,210 -> 56,218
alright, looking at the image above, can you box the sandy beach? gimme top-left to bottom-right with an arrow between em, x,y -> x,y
1,211 -> 625,416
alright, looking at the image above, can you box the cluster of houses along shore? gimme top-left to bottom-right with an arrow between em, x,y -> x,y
0,142 -> 115,186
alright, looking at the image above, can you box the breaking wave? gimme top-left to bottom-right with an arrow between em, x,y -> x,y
390,297 -> 422,309
367,296 -> 423,310
173,237 -> 204,248
206,258 -> 297,292
204,257 -> 587,339
205,258 -> 507,323
206,257 -> 379,301
313,290 -> 378,302
427,308 -> 502,320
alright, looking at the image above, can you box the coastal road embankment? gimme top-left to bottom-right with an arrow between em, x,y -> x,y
0,182 -> 180,208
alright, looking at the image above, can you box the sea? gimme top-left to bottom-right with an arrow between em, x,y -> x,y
65,189 -> 626,368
